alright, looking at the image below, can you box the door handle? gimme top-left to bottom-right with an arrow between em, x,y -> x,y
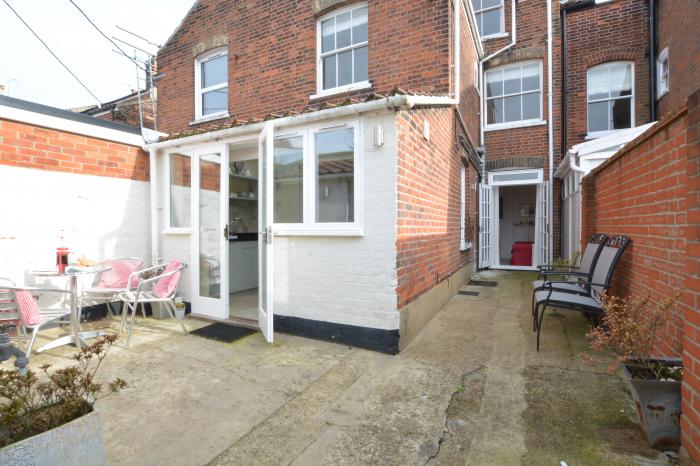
224,224 -> 229,238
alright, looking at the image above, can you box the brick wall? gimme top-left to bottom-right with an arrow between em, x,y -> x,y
93,95 -> 155,130
157,0 -> 454,134
656,0 -> 700,118
564,0 -> 650,149
396,107 -> 478,308
0,119 -> 149,181
581,91 -> 700,464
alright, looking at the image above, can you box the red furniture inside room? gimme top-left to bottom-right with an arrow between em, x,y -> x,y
511,241 -> 533,266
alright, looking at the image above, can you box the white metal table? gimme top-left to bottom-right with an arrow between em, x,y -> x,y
30,267 -> 112,352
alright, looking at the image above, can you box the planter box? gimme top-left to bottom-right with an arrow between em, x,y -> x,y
0,409 -> 104,466
623,358 -> 682,451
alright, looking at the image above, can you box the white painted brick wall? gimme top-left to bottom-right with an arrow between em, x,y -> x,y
0,165 -> 151,285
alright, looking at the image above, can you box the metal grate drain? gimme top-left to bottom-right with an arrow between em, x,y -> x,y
458,290 -> 480,296
467,280 -> 498,287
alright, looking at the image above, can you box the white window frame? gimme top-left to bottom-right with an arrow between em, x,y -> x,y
483,60 -> 545,131
488,168 -> 543,186
194,47 -> 229,123
472,0 -> 505,40
586,61 -> 635,138
312,2 -> 371,99
657,47 -> 669,99
164,151 -> 193,234
274,119 -> 363,236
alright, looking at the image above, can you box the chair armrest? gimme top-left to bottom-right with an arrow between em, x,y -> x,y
2,285 -> 74,296
543,280 -> 610,290
133,267 -> 183,294
538,265 -> 581,272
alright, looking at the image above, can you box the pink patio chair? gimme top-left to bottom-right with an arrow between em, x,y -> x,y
0,277 -> 73,360
117,260 -> 188,348
79,257 -> 145,318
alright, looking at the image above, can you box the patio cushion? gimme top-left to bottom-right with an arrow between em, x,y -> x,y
99,260 -> 139,289
154,260 -> 182,298
14,290 -> 44,326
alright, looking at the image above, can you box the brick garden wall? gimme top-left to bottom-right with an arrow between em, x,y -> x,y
157,0 -> 454,134
396,107 -> 478,309
0,118 -> 149,181
581,91 -> 700,465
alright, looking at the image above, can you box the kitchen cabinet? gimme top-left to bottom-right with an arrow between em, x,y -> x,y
229,241 -> 258,293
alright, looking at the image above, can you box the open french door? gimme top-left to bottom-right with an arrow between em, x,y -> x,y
535,181 -> 550,267
258,123 -> 274,342
191,145 -> 229,319
479,183 -> 493,268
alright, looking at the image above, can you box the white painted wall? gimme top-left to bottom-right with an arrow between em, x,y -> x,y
498,185 -> 536,263
0,165 -> 151,286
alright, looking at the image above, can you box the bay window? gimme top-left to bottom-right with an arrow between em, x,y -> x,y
587,62 -> 634,135
485,61 -> 543,129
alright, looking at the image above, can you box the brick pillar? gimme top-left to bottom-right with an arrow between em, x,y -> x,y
580,174 -> 596,252
681,90 -> 700,466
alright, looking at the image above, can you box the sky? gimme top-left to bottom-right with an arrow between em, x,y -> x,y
0,0 -> 195,109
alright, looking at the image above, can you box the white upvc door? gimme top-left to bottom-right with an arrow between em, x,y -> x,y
257,123 -> 274,342
191,145 -> 229,320
535,181 -> 550,267
479,183 -> 494,268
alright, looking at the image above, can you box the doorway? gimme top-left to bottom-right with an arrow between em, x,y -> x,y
228,140 -> 260,323
497,185 -> 536,267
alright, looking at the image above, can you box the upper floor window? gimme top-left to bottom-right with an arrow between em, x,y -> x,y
587,62 -> 634,135
195,48 -> 228,120
472,0 -> 504,38
485,61 -> 542,129
657,48 -> 669,99
316,3 -> 369,97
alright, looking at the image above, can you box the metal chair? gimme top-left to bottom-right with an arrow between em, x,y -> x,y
78,257 -> 145,318
0,278 -> 74,361
532,236 -> 630,351
118,261 -> 188,348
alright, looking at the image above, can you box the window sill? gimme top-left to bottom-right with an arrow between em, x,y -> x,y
163,228 -> 192,235
481,32 -> 509,41
657,88 -> 669,100
190,112 -> 230,126
460,242 -> 473,252
310,81 -> 372,100
484,119 -> 547,132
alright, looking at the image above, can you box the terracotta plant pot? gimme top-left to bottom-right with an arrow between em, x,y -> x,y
622,358 -> 682,451
0,409 -> 104,466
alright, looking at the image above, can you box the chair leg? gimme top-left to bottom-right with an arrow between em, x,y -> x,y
126,301 -> 139,348
26,327 -> 40,358
166,300 -> 188,335
536,303 -> 548,352
105,301 -> 115,318
140,302 -> 147,319
119,301 -> 131,332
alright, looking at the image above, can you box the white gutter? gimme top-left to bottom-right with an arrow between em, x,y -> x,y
148,147 -> 159,266
479,0 -> 517,144
546,0 -> 554,263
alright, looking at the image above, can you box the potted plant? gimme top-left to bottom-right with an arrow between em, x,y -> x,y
174,296 -> 186,320
0,335 -> 126,465
587,293 -> 682,451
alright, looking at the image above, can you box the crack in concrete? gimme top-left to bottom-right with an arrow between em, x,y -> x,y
426,364 -> 486,464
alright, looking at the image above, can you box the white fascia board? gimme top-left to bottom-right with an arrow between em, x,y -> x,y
0,104 -> 146,147
570,122 -> 656,157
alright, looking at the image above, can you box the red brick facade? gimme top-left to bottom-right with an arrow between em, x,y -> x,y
396,107 -> 478,307
581,91 -> 700,464
656,0 -> 700,118
157,0 -> 454,134
0,119 -> 149,181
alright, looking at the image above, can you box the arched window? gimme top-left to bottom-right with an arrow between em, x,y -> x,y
587,62 -> 634,135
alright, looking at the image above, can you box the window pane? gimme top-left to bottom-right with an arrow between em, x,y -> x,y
587,66 -> 609,101
503,95 -> 521,122
609,63 -> 632,97
170,153 -> 191,228
503,66 -> 521,94
338,50 -> 353,86
611,97 -> 632,129
472,0 -> 482,9
352,6 -> 368,44
482,0 -> 501,8
201,54 -> 227,88
486,72 -> 503,97
588,101 -> 609,132
323,55 -> 336,90
522,92 -> 540,120
199,153 -> 221,299
482,9 -> 501,36
316,128 -> 354,223
486,98 -> 503,124
202,88 -> 227,115
322,18 -> 335,53
336,11 -> 352,49
354,46 -> 368,83
522,63 -> 540,91
274,136 -> 304,223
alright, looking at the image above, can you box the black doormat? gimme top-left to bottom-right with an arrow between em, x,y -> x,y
191,323 -> 256,343
468,280 -> 498,287
458,290 -> 480,296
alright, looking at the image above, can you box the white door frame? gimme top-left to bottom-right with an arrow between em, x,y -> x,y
190,143 -> 229,319
483,169 -> 544,271
257,123 -> 274,342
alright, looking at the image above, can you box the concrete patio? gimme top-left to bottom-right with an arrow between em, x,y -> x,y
4,271 -> 672,465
